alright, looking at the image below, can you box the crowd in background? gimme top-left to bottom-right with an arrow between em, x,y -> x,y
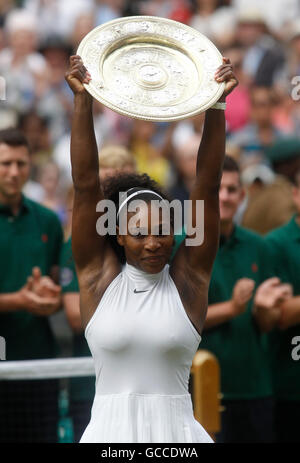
0,0 -> 300,235
0,0 -> 300,444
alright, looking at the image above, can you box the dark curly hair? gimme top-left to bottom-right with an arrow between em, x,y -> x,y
101,172 -> 174,264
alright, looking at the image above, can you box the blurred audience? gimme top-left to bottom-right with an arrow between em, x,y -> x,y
23,0 -> 93,41
232,0 -> 299,35
37,36 -> 73,144
189,0 -> 237,49
228,86 -> 285,165
0,8 -> 48,117
223,46 -> 251,134
70,12 -> 96,52
94,0 -> 125,25
128,119 -> 171,187
240,166 -> 296,235
238,137 -> 300,235
169,133 -> 201,205
98,143 -> 136,181
235,9 -> 285,87
37,161 -> 67,224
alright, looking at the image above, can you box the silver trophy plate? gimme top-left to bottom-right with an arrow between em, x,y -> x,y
77,16 -> 225,121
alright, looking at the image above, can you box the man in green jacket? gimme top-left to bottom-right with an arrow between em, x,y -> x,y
0,128 -> 63,442
265,169 -> 300,443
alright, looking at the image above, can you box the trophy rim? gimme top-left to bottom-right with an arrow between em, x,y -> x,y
77,16 -> 225,122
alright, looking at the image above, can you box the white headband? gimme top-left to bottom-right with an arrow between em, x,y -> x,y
117,189 -> 164,220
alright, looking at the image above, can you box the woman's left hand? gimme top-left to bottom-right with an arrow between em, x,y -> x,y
214,57 -> 238,99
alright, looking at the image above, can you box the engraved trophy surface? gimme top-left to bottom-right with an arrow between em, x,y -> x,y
77,16 -> 225,121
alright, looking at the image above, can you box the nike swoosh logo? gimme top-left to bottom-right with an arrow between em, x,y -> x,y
134,289 -> 149,294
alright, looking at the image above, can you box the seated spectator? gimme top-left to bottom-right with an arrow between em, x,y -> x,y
139,0 -> 176,18
95,0 -> 124,25
228,86 -> 285,164
128,119 -> 171,187
223,46 -> 251,134
239,138 -> 300,235
169,133 -> 201,206
18,110 -> 53,204
235,9 -> 285,87
189,0 -> 237,49
168,0 -> 192,24
275,19 -> 300,89
98,144 -> 136,181
139,0 -> 192,24
232,0 -> 300,36
18,110 -> 53,175
37,36 -> 73,144
37,161 -> 67,224
233,163 -> 275,226
265,168 -> 300,443
69,12 -> 95,53
271,90 -> 300,137
171,113 -> 204,151
266,137 -> 300,183
240,165 -> 296,235
53,102 -> 132,194
0,9 -> 48,116
273,22 -> 300,135
23,177 -> 45,203
24,0 -> 93,42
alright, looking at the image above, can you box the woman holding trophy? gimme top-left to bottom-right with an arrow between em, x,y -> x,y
65,19 -> 238,443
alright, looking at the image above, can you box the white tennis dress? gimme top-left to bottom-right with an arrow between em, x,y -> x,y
80,263 -> 213,443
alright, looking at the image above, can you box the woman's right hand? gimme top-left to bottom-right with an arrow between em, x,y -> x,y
65,55 -> 91,95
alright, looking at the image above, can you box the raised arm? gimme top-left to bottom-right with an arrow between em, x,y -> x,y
170,58 -> 238,333
66,56 -> 104,270
65,56 -> 103,269
172,58 -> 238,280
65,56 -> 120,327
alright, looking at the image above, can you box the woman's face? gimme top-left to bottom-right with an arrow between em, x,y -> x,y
117,201 -> 174,273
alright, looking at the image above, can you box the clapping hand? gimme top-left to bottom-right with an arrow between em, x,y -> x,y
18,267 -> 61,316
253,277 -> 293,331
28,267 -> 61,298
231,278 -> 255,316
254,277 -> 293,310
